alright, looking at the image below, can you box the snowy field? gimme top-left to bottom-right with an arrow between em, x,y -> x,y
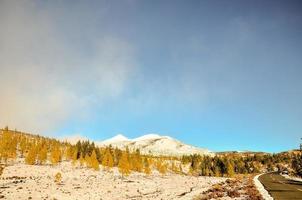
0,161 -> 226,200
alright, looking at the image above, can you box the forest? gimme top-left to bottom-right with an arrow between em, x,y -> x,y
0,127 -> 301,178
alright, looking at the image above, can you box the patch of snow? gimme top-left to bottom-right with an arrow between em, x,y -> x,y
253,173 -> 273,200
281,174 -> 302,182
0,161 -> 225,200
102,134 -> 129,145
98,133 -> 213,157
133,133 -> 163,141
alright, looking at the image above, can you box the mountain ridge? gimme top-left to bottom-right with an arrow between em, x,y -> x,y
62,133 -> 213,157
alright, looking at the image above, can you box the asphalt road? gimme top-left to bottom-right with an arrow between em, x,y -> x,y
259,172 -> 302,200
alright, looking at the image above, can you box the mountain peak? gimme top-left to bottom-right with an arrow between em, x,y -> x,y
102,134 -> 129,144
99,133 -> 213,156
133,133 -> 162,141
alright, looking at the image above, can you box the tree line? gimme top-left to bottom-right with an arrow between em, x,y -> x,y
0,127 -> 300,178
182,150 -> 299,177
0,128 -> 175,176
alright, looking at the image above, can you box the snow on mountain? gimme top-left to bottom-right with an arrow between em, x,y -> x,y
98,133 -> 213,157
133,134 -> 162,141
101,134 -> 129,145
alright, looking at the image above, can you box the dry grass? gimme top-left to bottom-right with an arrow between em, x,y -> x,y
194,174 -> 264,200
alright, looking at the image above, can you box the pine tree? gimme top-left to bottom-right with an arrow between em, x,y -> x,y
226,160 -> 235,177
118,151 -> 131,177
0,164 -> 4,176
292,154 -> 302,177
72,149 -> 78,166
156,159 -> 167,175
171,162 -> 178,173
143,157 -> 151,175
55,172 -> 62,184
102,148 -> 114,170
19,137 -> 27,157
25,144 -> 37,165
85,154 -> 91,167
178,163 -> 183,174
79,153 -> 85,166
37,145 -> 48,164
0,129 -> 17,162
214,166 -> 221,177
66,145 -> 74,160
131,149 -> 143,172
51,145 -> 62,165
90,150 -> 100,171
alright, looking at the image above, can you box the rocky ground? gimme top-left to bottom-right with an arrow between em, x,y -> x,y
0,161 -> 226,200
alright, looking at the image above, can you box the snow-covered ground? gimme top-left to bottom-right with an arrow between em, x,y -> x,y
0,162 -> 225,200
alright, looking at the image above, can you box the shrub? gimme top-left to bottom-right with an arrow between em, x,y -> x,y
54,172 -> 62,184
0,165 -> 4,176
227,189 -> 240,198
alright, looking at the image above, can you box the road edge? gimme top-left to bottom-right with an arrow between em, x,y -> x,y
253,173 -> 274,200
281,174 -> 302,183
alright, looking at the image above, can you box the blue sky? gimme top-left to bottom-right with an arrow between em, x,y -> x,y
0,0 -> 301,152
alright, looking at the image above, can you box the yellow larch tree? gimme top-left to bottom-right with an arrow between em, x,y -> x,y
102,148 -> 114,170
72,149 -> 78,166
171,161 -> 178,174
19,136 -> 27,157
0,129 -> 17,162
143,157 -> 151,175
85,154 -> 91,167
79,153 -> 85,166
25,143 -> 37,165
131,149 -> 143,172
37,144 -> 48,164
156,159 -> 167,175
50,145 -> 62,165
89,150 -> 100,171
118,151 -> 131,177
65,145 -> 74,160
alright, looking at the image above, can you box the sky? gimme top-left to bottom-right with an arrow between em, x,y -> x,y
0,0 -> 301,153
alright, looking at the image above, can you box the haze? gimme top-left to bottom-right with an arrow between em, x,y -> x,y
0,0 -> 301,152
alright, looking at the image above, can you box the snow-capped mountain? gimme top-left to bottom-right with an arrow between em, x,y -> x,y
98,133 -> 214,157
101,134 -> 129,145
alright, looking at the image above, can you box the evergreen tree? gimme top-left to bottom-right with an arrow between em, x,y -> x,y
51,145 -> 62,165
90,150 -> 100,171
72,149 -> 78,166
178,163 -> 183,174
143,157 -> 151,175
292,153 -> 302,177
79,153 -> 85,166
226,160 -> 235,177
19,137 -> 27,157
131,149 -> 143,172
85,154 -> 91,166
0,129 -> 17,162
66,145 -> 74,160
118,151 -> 131,177
25,144 -> 37,165
102,148 -> 114,170
171,161 -> 178,173
37,145 -> 48,164
156,159 -> 167,175
0,164 -> 4,176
